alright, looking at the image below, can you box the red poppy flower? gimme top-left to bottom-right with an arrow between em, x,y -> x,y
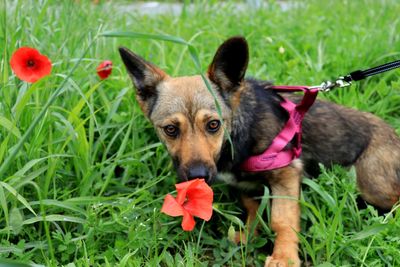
10,47 -> 52,83
161,178 -> 213,231
96,60 -> 112,80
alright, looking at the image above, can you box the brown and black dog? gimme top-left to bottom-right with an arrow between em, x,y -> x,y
119,36 -> 400,266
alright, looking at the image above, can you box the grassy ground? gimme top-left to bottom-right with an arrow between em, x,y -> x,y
1,0 -> 400,266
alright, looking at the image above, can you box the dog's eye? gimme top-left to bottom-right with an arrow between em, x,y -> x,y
163,125 -> 179,137
206,120 -> 221,133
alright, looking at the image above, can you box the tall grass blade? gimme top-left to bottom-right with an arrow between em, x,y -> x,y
101,31 -> 188,45
0,116 -> 21,138
23,214 -> 86,225
351,223 -> 389,241
0,181 -> 36,215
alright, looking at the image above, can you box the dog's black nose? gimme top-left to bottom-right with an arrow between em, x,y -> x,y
187,164 -> 209,181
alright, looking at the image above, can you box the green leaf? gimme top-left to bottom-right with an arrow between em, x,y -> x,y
0,185 -> 9,231
302,178 -> 336,208
29,199 -> 86,216
0,135 -> 10,164
212,205 -> 244,228
315,263 -> 336,267
0,116 -> 21,138
118,250 -> 139,267
0,259 -> 34,267
9,207 -> 23,235
101,31 -> 189,45
68,81 -> 101,122
13,158 -> 50,178
7,154 -> 70,184
11,167 -> 47,189
350,223 -> 389,241
11,81 -> 36,120
23,214 -> 86,225
0,181 -> 36,216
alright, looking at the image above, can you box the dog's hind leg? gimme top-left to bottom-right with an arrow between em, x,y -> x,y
355,122 -> 400,210
265,160 -> 302,267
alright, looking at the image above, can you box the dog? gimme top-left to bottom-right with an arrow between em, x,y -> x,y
119,36 -> 400,267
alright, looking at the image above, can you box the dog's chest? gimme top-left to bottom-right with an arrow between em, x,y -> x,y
217,172 -> 265,192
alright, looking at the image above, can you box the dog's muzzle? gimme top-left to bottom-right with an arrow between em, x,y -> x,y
177,161 -> 216,184
187,164 -> 210,180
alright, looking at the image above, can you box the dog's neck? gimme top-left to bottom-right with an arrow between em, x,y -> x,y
217,79 -> 287,172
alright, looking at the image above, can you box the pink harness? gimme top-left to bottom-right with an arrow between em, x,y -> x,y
240,86 -> 319,172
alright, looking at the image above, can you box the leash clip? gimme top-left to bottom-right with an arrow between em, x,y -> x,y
311,76 -> 352,92
335,76 -> 352,88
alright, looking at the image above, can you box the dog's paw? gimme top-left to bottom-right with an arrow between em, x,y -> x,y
264,256 -> 300,267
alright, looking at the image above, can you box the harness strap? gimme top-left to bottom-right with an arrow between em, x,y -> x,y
240,86 -> 318,172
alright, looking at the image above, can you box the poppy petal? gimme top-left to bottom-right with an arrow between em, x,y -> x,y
161,194 -> 184,217
181,179 -> 213,220
184,185 -> 213,220
175,179 -> 199,205
186,179 -> 213,201
181,210 -> 196,231
183,200 -> 213,221
10,47 -> 52,83
35,55 -> 52,77
175,179 -> 200,190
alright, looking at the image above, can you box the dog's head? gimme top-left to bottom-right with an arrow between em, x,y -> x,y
119,37 -> 249,183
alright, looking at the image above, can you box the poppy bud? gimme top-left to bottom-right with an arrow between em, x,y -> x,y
96,60 -> 112,80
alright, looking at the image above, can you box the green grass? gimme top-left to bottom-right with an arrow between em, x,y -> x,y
1,0 -> 400,266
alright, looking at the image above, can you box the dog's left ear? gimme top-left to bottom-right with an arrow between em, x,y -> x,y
207,36 -> 249,92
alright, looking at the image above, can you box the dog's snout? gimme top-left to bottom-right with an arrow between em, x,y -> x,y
176,160 -> 217,184
187,164 -> 209,181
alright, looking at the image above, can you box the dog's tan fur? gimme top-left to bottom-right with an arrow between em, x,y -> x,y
355,113 -> 400,207
119,37 -> 400,267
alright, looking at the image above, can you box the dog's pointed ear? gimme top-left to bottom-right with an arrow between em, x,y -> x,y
207,36 -> 249,91
119,47 -> 167,114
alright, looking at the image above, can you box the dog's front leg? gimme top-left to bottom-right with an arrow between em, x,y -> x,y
265,160 -> 302,267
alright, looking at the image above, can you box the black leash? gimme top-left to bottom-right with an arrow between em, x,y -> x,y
315,59 -> 400,91
344,60 -> 400,82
